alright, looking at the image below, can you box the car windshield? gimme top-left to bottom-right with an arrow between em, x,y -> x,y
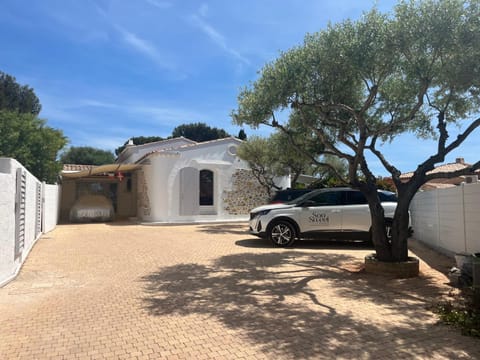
286,189 -> 323,205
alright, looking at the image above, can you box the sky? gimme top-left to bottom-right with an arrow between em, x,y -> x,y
1,0 -> 478,176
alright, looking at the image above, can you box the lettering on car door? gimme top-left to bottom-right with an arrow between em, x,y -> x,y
301,191 -> 342,232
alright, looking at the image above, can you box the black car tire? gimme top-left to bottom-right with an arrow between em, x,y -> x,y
268,220 -> 297,247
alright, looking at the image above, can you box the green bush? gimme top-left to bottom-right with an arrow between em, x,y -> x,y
433,289 -> 480,338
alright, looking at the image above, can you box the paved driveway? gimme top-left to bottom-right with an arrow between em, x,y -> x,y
0,223 -> 479,360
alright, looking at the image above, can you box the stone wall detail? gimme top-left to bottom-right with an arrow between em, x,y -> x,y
137,171 -> 151,217
222,169 -> 270,215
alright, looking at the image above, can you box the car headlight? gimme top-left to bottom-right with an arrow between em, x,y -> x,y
250,209 -> 271,219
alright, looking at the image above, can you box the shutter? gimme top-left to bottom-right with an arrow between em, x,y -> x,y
15,168 -> 27,259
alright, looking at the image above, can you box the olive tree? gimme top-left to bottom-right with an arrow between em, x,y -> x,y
238,130 -> 322,195
237,136 -> 285,197
233,0 -> 480,262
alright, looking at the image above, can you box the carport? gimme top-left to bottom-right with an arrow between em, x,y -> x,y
59,164 -> 141,222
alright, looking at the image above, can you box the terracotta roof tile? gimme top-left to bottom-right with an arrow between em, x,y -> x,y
400,162 -> 472,179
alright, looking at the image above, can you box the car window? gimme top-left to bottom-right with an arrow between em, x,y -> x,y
287,190 -> 317,204
379,191 -> 398,202
345,191 -> 367,205
305,191 -> 342,206
271,189 -> 312,203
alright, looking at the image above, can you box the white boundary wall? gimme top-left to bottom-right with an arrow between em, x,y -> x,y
410,182 -> 480,255
44,184 -> 61,233
0,158 -> 60,286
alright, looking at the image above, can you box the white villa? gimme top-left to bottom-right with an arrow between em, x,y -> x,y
60,137 -> 289,223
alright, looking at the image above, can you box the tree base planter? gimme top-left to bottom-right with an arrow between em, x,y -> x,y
364,254 -> 420,278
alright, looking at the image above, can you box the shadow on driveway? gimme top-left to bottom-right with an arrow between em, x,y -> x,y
236,238 -> 374,250
197,223 -> 249,235
139,250 -> 469,359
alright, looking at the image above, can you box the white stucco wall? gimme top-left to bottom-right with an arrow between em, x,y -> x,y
0,158 -> 60,286
0,158 -> 40,286
0,172 -> 16,286
44,184 -> 61,233
410,182 -> 480,255
139,140 -> 249,223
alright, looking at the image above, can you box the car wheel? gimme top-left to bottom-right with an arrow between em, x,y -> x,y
268,220 -> 296,247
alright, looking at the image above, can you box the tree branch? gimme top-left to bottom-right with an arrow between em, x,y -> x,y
373,79 -> 429,137
367,137 -> 401,180
444,117 -> 480,154
360,85 -> 378,115
436,111 -> 448,155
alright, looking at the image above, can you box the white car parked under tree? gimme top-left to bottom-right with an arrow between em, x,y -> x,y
249,187 -> 404,247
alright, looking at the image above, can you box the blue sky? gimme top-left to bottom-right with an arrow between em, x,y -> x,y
1,0 -> 478,175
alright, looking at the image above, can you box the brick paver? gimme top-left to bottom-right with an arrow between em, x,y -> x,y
0,222 -> 479,359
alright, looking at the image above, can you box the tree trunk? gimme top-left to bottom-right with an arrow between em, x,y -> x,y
391,180 -> 422,262
362,184 -> 394,262
391,198 -> 411,262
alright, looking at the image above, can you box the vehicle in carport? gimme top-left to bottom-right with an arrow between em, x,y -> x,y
69,194 -> 115,222
249,187 -> 403,247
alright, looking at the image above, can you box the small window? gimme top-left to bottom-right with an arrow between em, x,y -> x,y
199,170 -> 214,206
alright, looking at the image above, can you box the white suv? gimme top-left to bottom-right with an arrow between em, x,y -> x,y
249,187 -> 399,247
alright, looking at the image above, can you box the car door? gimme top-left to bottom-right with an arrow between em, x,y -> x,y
299,190 -> 343,234
341,190 -> 371,232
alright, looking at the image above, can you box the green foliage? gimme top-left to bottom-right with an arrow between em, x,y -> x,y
233,0 -> 480,166
309,155 -> 349,188
0,71 -> 41,115
0,72 -> 66,182
172,122 -> 230,142
0,110 -> 67,183
116,123 -> 231,156
237,129 -> 247,140
115,136 -> 164,156
237,136 -> 283,196
376,177 -> 396,192
433,290 -> 480,338
60,146 -> 115,165
237,131 -> 323,193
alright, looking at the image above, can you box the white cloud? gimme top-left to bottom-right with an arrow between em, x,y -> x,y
88,2 -> 181,75
145,0 -> 173,10
114,25 -> 177,71
77,99 -> 119,109
125,104 -> 204,126
189,14 -> 250,66
198,3 -> 209,17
